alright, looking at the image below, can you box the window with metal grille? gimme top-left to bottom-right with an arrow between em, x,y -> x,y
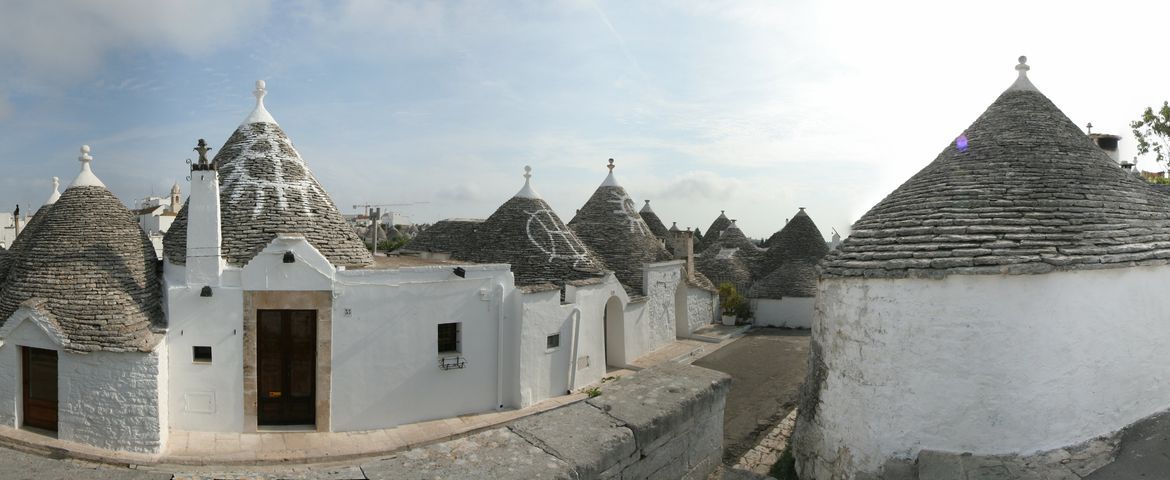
546,334 -> 560,349
438,323 -> 461,354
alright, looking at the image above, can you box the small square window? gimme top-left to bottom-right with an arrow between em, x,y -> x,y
546,334 -> 560,349
438,322 -> 461,354
193,346 -> 212,363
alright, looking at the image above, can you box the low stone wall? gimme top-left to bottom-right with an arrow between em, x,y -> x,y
361,362 -> 731,480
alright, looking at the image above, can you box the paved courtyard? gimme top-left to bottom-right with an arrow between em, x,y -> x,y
692,327 -> 810,465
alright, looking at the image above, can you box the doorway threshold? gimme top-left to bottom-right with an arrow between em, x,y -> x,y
257,425 -> 316,432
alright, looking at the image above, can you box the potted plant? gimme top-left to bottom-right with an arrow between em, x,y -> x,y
718,282 -> 744,326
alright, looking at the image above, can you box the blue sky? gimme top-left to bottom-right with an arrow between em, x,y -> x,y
1,0 -> 1167,239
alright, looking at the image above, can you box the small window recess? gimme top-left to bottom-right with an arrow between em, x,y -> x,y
437,322 -> 461,354
193,346 -> 213,364
546,334 -> 560,350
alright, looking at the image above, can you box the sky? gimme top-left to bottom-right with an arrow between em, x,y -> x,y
1,0 -> 1167,241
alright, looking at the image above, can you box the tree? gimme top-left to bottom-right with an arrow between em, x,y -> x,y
1131,101 -> 1170,169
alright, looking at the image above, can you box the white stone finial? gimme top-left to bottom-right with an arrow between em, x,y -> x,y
600,158 -> 620,187
68,144 -> 106,188
46,176 -> 61,205
242,79 -> 278,126
515,165 -> 540,199
1008,55 -> 1038,92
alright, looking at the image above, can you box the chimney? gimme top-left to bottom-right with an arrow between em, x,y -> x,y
668,226 -> 696,279
1088,131 -> 1123,165
12,205 -> 21,237
186,139 -> 224,286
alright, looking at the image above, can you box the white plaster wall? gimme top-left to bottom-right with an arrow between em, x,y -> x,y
620,263 -> 684,362
165,266 -> 247,432
58,349 -> 165,453
241,236 -> 334,291
752,297 -> 814,328
686,287 -> 717,332
517,290 -> 574,406
330,269 -> 506,431
803,266 -> 1170,476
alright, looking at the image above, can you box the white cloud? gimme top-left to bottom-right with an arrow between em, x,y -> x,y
0,0 -> 271,79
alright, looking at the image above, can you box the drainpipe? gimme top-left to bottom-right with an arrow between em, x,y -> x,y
495,282 -> 506,410
566,307 -> 582,393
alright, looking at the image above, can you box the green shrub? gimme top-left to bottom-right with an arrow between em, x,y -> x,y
718,282 -> 744,316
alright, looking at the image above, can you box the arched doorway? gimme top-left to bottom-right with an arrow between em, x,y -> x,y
603,296 -> 625,367
674,281 -> 689,337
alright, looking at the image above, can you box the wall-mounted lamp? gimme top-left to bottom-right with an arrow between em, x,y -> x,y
200,286 -> 213,297
283,251 -> 295,263
453,267 -> 466,278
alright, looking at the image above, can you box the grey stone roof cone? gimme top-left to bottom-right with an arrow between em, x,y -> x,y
761,208 -> 829,277
638,200 -> 670,240
0,146 -> 164,352
822,56 -> 1170,278
568,159 -> 672,294
696,210 -> 731,252
463,166 -> 607,287
164,81 -> 373,268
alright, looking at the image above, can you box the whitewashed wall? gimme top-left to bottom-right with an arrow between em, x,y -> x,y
165,264 -> 247,432
0,319 -> 165,453
799,266 -> 1170,478
330,264 -> 509,430
516,290 -> 574,406
686,287 -> 717,333
513,277 -> 627,407
59,348 -> 166,453
619,262 -> 685,361
752,298 -> 814,328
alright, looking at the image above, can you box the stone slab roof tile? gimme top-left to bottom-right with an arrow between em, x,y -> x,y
0,186 -> 164,352
164,122 -> 373,268
569,183 -> 672,294
760,208 -> 829,278
463,196 -> 608,287
823,73 -> 1170,278
401,219 -> 483,256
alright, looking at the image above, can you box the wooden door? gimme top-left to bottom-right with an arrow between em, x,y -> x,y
22,347 -> 57,432
257,310 -> 317,426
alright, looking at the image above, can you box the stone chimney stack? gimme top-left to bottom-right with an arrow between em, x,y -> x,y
1088,128 -> 1123,165
186,139 -> 224,286
667,224 -> 696,279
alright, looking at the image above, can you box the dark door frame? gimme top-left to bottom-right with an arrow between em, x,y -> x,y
256,309 -> 317,426
21,346 -> 58,432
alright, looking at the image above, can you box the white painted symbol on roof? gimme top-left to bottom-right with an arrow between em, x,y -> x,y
608,191 -> 651,236
525,208 -> 592,268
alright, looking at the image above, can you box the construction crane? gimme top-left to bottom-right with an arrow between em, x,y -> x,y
352,202 -> 429,256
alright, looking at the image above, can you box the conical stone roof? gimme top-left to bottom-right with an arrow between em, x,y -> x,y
402,219 -> 483,255
0,148 -> 163,352
761,208 -> 829,277
822,57 -> 1170,278
164,82 -> 372,268
696,211 -> 731,252
464,167 -> 607,286
0,179 -> 64,292
696,248 -> 753,295
568,161 -> 672,293
638,200 -> 670,239
749,259 -> 818,299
